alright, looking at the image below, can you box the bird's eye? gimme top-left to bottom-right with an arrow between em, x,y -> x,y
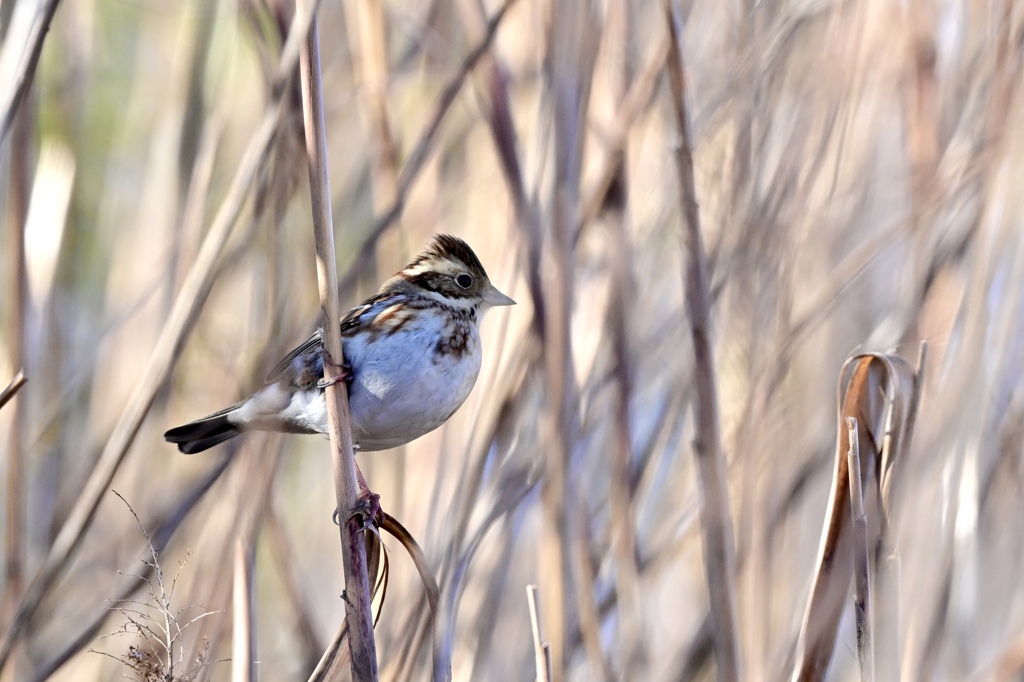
456,274 -> 473,289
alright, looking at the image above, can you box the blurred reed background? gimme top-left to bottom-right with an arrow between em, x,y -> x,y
1,0 -> 1024,680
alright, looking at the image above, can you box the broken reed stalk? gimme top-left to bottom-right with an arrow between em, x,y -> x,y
846,417 -> 874,682
296,2 -> 378,679
665,5 -> 742,681
527,585 -> 552,682
0,4 -> 323,671
0,370 -> 26,411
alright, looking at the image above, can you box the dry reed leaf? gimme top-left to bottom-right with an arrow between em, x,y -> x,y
792,347 -> 924,681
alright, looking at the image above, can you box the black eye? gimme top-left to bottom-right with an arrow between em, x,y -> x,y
456,274 -> 473,289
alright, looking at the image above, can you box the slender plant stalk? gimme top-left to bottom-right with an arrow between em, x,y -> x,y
231,539 -> 256,682
0,0 -> 61,145
541,4 -> 599,678
569,495 -> 614,681
604,2 -> 645,673
793,360 -> 879,680
296,2 -> 378,679
3,92 -> 30,677
665,5 -> 742,681
226,440 -> 281,682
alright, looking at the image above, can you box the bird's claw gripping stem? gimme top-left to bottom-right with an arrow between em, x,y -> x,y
332,491 -> 382,531
332,463 -> 382,531
317,347 -> 353,389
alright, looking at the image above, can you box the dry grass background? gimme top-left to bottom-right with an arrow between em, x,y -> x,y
2,0 -> 1024,680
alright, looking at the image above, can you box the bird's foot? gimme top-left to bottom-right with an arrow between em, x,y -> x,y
332,490 -> 383,532
352,490 -> 383,531
330,462 -> 382,532
317,360 -> 353,389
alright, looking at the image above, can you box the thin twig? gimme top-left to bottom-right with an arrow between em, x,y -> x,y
906,341 -> 928,465
102,492 -> 220,682
296,1 -> 377,679
665,5 -> 742,680
576,31 -> 670,242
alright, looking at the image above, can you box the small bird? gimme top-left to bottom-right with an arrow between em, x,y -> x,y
165,235 -> 514,454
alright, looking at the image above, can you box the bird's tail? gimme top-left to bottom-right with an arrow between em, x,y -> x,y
164,404 -> 243,454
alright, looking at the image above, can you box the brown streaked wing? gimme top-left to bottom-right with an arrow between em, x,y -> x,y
265,292 -> 405,382
265,331 -> 323,382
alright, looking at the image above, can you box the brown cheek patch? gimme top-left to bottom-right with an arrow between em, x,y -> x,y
406,272 -> 442,293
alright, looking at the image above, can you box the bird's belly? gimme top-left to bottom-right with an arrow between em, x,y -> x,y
345,327 -> 482,451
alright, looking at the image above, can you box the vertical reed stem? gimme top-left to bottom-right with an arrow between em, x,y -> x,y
296,2 -> 378,678
665,6 -> 742,680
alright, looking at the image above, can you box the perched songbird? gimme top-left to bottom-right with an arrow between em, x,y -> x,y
165,235 -> 514,454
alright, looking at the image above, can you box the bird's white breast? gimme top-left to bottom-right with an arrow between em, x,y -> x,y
342,309 -> 482,451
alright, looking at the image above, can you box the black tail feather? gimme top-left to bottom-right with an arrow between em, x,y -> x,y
164,406 -> 242,454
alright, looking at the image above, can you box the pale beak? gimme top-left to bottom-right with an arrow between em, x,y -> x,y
481,284 -> 516,307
